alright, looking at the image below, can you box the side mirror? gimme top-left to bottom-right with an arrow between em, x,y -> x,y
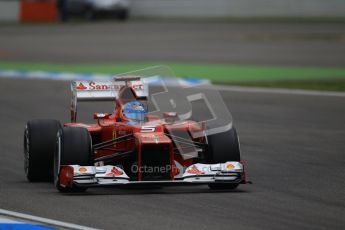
163,112 -> 178,123
93,113 -> 110,120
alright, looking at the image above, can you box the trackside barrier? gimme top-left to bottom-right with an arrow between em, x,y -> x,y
20,0 -> 57,23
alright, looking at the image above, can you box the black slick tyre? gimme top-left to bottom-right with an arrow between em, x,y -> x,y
206,126 -> 241,190
54,127 -> 93,193
24,119 -> 61,182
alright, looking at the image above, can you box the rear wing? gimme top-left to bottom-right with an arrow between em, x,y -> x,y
70,76 -> 148,122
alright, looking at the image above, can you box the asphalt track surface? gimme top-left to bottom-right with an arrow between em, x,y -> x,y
0,22 -> 345,230
0,78 -> 344,230
0,21 -> 345,66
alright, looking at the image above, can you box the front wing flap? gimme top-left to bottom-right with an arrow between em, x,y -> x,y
58,162 -> 246,188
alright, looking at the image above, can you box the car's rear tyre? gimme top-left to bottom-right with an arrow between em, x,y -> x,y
24,119 -> 61,182
54,127 -> 93,193
206,126 -> 241,190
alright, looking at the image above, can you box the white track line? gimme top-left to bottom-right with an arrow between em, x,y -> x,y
211,85 -> 345,97
0,209 -> 99,230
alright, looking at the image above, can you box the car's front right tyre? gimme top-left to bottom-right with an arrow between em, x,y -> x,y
206,126 -> 241,190
24,119 -> 61,182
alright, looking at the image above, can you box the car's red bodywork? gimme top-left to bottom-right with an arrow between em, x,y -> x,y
65,81 -> 205,181
24,74 -> 248,192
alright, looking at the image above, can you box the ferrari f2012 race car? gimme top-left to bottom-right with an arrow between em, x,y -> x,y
24,68 -> 249,192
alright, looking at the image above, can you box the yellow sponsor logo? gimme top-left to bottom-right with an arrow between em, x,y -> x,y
113,130 -> 117,147
79,167 -> 87,173
227,164 -> 235,169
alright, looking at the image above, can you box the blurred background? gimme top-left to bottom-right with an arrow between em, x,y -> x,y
0,0 -> 344,90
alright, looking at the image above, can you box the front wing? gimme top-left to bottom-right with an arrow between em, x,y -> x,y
58,162 -> 247,188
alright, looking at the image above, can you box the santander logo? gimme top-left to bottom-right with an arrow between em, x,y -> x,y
186,165 -> 205,175
89,81 -> 114,90
76,82 -> 87,90
106,167 -> 124,177
76,81 -> 144,91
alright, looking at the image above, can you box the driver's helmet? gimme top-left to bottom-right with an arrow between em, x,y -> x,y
122,101 -> 146,122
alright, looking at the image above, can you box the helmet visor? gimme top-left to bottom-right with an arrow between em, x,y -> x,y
123,101 -> 146,122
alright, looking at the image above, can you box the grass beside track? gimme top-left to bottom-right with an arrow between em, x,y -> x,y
1,62 -> 345,91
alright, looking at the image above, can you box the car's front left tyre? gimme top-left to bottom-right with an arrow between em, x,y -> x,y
54,127 -> 93,193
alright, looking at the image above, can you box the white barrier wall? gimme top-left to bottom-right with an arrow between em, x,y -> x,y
131,0 -> 345,18
0,0 -> 19,22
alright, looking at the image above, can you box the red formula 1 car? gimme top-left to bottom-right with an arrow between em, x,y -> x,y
24,72 -> 249,192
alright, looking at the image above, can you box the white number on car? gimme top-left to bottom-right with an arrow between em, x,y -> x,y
141,126 -> 155,132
